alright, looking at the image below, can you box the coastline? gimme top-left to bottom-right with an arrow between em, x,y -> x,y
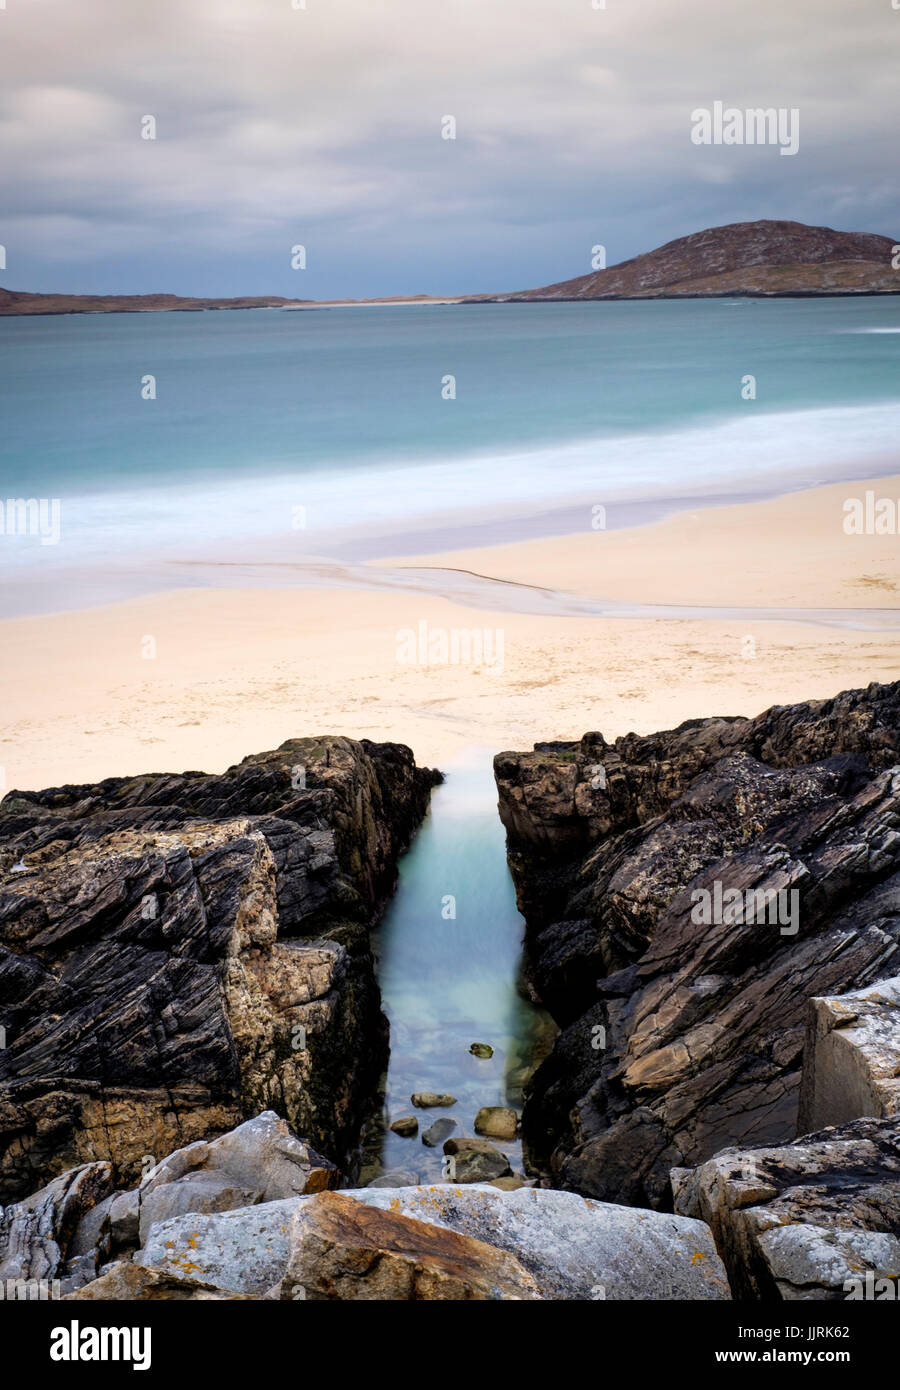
3,472 -> 899,791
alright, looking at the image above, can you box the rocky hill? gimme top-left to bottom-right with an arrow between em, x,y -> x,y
475,220 -> 900,300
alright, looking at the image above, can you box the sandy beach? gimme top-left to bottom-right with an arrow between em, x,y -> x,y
2,473 -> 898,792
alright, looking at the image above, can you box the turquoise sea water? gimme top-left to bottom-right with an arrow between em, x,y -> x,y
1,297 -> 899,616
359,753 -> 554,1185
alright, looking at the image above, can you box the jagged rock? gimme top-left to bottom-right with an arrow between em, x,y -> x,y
443,1137 -> 512,1182
390,1116 -> 418,1137
672,1114 -> 900,1300
0,738 -> 439,1200
0,1111 -> 340,1294
475,1107 -> 518,1140
0,1162 -> 113,1291
798,977 -> 900,1133
64,1261 -> 252,1300
134,1183 -> 730,1299
494,682 -> 900,1207
411,1092 -> 457,1108
275,1190 -> 541,1300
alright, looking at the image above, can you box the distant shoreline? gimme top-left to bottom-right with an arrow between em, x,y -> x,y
2,288 -> 900,319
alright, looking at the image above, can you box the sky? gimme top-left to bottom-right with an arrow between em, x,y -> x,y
1,0 -> 899,299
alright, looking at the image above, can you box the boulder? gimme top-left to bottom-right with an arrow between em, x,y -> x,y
0,737 -> 439,1199
133,1183 -> 730,1299
672,1114 -> 900,1299
136,1111 -> 336,1243
275,1190 -> 541,1300
411,1092 -> 457,1109
798,977 -> 900,1133
354,1185 -> 731,1300
137,1197 -> 298,1295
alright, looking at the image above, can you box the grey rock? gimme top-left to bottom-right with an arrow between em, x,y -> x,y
353,1184 -> 731,1300
422,1118 -> 457,1147
673,1113 -> 900,1299
135,1183 -> 730,1300
137,1198 -> 299,1295
798,976 -> 900,1133
0,1162 -> 112,1287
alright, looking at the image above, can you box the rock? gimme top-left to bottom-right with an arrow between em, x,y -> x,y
422,1118 -> 457,1147
411,1092 -> 457,1109
798,977 -> 900,1133
469,1043 -> 493,1059
139,1173 -> 258,1248
134,1183 -> 730,1299
0,1162 -> 113,1290
443,1138 -> 512,1183
108,1190 -> 140,1251
474,1107 -> 518,1140
137,1198 -> 299,1295
275,1190 -> 541,1300
0,738 -> 439,1199
64,1261 -> 252,1300
390,1116 -> 418,1137
366,1169 -> 420,1188
136,1111 -> 337,1243
494,681 -> 900,1207
673,1114 -> 900,1300
354,1185 -> 731,1300
490,1176 -> 529,1191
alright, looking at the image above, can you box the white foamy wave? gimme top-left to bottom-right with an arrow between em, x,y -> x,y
3,401 -> 900,600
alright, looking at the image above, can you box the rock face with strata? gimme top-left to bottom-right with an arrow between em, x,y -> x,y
672,1115 -> 900,1300
494,682 -> 900,1208
0,739 -> 438,1200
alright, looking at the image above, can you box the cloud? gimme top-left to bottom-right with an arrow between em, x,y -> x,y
1,0 -> 897,296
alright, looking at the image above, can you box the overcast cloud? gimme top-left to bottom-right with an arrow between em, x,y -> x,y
1,0 -> 898,297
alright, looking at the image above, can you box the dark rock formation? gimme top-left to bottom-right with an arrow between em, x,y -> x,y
475,220 -> 900,301
494,681 -> 900,1208
0,738 -> 439,1201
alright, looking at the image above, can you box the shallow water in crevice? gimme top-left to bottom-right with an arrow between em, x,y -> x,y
358,750 -> 555,1185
